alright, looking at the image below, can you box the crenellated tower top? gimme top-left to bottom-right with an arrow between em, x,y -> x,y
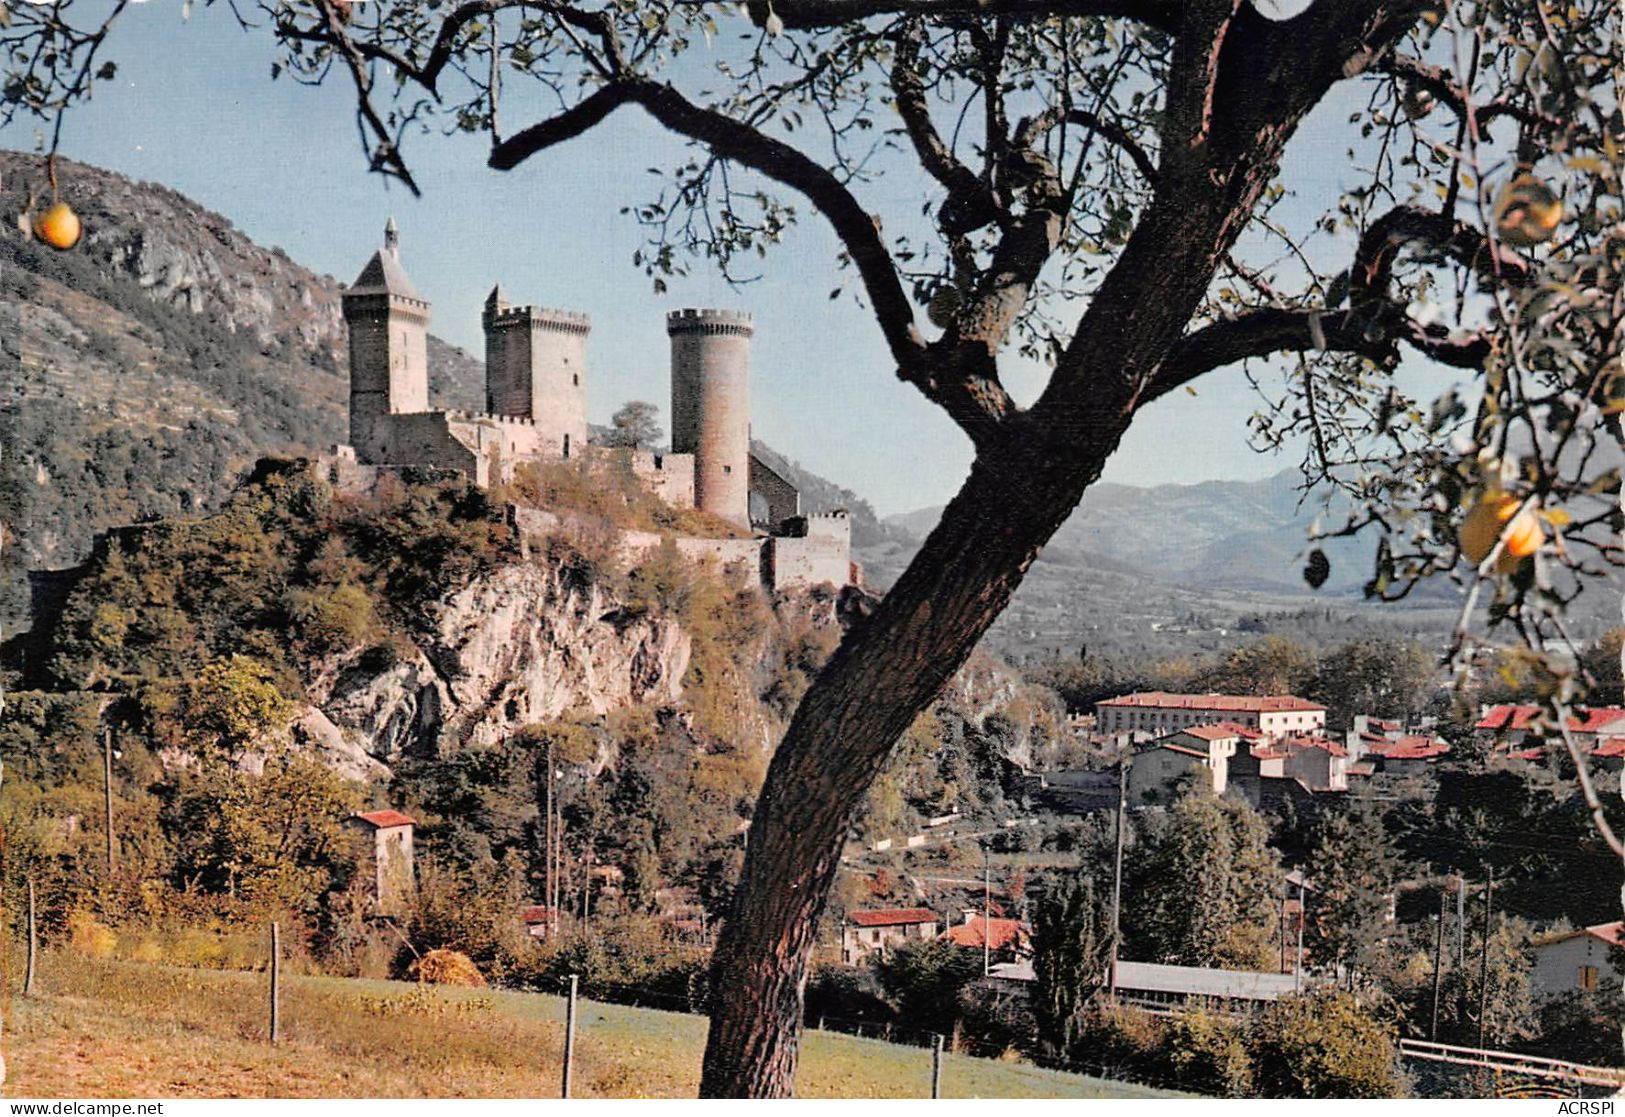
666,308 -> 754,337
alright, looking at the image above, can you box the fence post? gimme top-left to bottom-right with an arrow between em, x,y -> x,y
561,973 -> 579,1099
24,879 -> 37,997
931,1033 -> 944,1099
269,922 -> 281,1044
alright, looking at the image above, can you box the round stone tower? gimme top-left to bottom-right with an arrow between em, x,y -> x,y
668,309 -> 752,528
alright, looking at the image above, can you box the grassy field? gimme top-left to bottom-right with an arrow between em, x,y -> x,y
3,957 -> 1178,1099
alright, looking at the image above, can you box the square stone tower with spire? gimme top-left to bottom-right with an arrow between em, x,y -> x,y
342,217 -> 430,463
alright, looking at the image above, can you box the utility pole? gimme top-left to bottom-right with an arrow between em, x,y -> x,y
555,814 -> 567,937
1456,872 -> 1466,968
1279,891 -> 1288,974
584,847 -> 596,931
1430,888 -> 1446,1041
103,725 -> 116,875
561,974 -> 579,1099
1108,757 -> 1128,1000
269,921 -> 282,1044
1294,874 -> 1307,993
544,736 -> 555,938
978,842 -> 992,973
25,878 -> 37,997
1477,867 -> 1495,1050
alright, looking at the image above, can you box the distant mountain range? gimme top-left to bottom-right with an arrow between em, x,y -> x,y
879,469 -> 1618,662
889,469 -> 1371,594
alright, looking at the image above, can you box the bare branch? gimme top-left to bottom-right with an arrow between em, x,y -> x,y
493,80 -> 960,423
728,0 -> 1180,33
1017,104 -> 1159,184
889,20 -> 997,234
1352,203 -> 1533,305
280,0 -> 623,93
314,0 -> 421,194
1380,53 -> 1570,133
1145,303 -> 1493,404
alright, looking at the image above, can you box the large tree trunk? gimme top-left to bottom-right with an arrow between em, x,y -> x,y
696,182 -> 1270,1103
696,7 -> 1412,1094
697,428 -> 1124,1096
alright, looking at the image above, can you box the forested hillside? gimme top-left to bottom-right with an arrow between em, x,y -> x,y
0,151 -> 480,631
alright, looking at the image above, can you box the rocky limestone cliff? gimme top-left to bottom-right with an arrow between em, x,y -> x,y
290,560 -> 692,778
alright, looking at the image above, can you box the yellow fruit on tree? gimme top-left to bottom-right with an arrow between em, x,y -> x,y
1499,506 -> 1545,562
1459,493 -> 1546,569
1493,175 -> 1562,248
32,201 -> 82,250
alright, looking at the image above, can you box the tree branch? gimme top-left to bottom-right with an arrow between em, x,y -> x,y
281,0 -> 622,94
1145,304 -> 1492,404
1380,53 -> 1570,133
730,0 -> 1179,33
889,20 -> 997,235
1017,105 -> 1159,184
1352,203 -> 1532,304
491,80 -> 978,429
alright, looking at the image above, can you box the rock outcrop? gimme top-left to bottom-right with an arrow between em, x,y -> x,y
306,561 -> 692,770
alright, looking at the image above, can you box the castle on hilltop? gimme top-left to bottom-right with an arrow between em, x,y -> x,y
325,220 -> 854,592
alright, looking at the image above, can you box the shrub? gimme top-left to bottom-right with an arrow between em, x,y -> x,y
1162,1008 -> 1252,1097
1248,991 -> 1401,1098
413,948 -> 488,987
1069,1002 -> 1167,1081
66,911 -> 117,959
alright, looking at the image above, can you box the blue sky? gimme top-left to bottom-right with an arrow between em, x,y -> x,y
13,1 -> 1382,516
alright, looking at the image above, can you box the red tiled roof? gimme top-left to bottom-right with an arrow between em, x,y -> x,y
519,905 -> 560,924
1540,921 -> 1625,948
1588,922 -> 1625,946
1366,735 -> 1451,761
1154,743 -> 1209,760
849,907 -> 937,928
1594,739 -> 1625,758
1181,724 -> 1244,742
1509,746 -> 1548,761
1283,736 -> 1349,758
943,916 -> 1027,951
1179,721 -> 1266,742
1250,746 -> 1288,760
354,809 -> 415,828
1476,705 -> 1625,734
1097,692 -> 1325,713
1476,705 -> 1539,731
1347,762 -> 1376,776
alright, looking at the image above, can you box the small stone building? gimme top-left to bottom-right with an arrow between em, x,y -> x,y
1532,922 -> 1625,997
842,908 -> 940,963
346,808 -> 416,916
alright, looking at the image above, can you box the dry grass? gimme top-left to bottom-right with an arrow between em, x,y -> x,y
4,957 -> 1177,1099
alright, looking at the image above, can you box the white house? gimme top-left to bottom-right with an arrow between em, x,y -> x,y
1532,922 -> 1624,997
842,907 -> 940,963
1096,692 -> 1326,740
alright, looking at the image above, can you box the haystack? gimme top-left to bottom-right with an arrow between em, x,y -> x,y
412,948 -> 487,987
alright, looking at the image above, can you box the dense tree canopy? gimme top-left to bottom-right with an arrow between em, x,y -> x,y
5,0 -> 1621,1097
